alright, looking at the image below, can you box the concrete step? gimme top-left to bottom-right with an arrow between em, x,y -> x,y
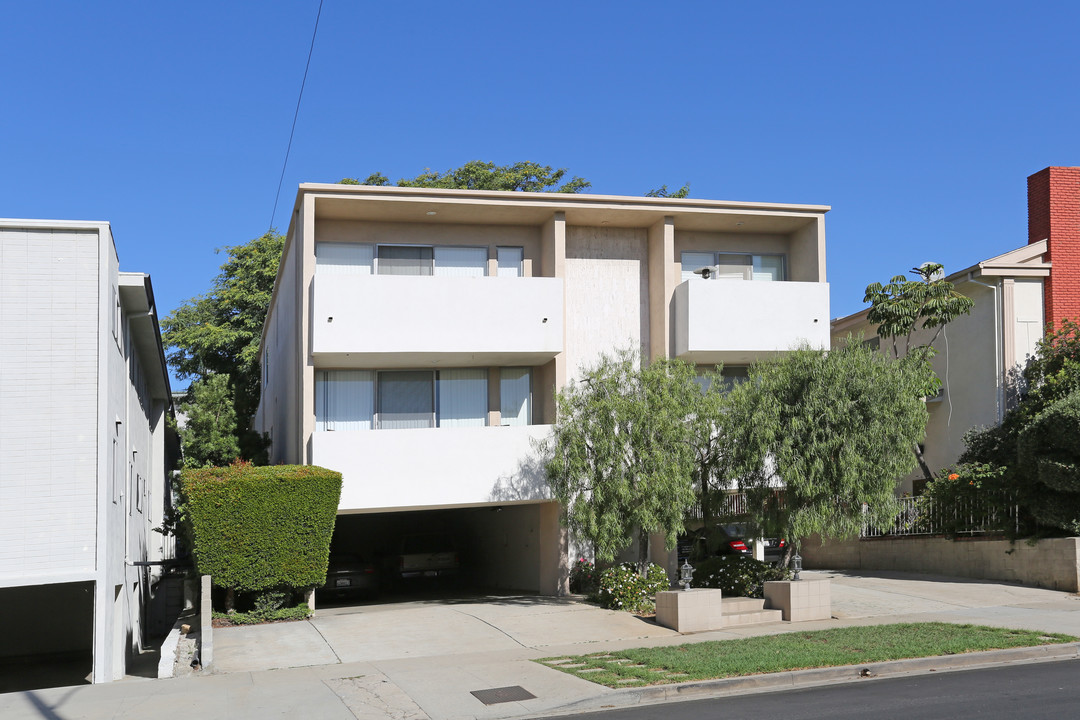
721,596 -> 766,614
722,608 -> 784,627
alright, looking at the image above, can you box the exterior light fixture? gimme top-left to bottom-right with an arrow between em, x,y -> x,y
426,211 -> 437,216
679,560 -> 695,591
792,552 -> 803,581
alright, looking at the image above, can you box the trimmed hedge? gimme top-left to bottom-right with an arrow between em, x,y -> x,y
180,463 -> 342,592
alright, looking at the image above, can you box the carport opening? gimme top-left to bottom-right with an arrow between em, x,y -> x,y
0,581 -> 94,692
323,503 -> 549,604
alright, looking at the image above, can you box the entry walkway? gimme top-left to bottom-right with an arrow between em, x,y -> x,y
3,571 -> 1079,720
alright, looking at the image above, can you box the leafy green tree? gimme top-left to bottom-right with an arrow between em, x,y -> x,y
544,350 -> 701,574
162,230 -> 283,462
177,374 -> 240,468
646,183 -> 690,198
340,160 -> 590,193
863,262 -> 974,478
727,341 -> 932,565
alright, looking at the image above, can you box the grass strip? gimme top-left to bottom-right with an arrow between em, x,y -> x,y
536,623 -> 1076,688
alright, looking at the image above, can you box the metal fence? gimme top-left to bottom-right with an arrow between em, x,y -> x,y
861,495 -> 1019,538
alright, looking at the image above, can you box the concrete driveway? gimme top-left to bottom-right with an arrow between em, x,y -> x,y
212,572 -> 1080,675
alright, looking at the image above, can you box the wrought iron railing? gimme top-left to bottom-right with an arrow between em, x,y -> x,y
861,495 -> 1019,538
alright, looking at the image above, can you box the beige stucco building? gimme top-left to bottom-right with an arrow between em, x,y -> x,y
255,185 -> 831,593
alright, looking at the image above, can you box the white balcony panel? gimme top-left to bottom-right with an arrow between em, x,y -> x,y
312,425 -> 553,512
674,280 -> 830,364
312,275 -> 564,367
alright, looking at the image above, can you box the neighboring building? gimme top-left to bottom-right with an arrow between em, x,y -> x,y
255,185 -> 830,594
831,166 -> 1080,492
0,220 -> 177,687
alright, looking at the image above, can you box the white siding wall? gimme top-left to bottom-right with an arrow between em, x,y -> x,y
563,227 -> 649,381
0,228 -> 99,584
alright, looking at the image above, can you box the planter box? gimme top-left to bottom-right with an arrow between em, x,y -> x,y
763,578 -> 831,621
655,589 -> 724,632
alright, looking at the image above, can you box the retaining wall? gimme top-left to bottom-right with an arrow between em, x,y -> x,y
801,535 -> 1080,592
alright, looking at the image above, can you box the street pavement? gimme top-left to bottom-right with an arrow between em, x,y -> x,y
2,570 -> 1079,720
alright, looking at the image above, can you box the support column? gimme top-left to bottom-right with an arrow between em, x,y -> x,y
647,217 -> 675,361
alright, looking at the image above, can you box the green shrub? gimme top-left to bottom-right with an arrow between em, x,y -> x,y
212,604 -> 312,626
180,462 -> 342,593
570,557 -> 599,595
689,556 -> 790,598
597,563 -> 670,613
919,463 -> 1019,537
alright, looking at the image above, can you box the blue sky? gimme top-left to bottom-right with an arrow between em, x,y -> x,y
4,2 -> 1079,387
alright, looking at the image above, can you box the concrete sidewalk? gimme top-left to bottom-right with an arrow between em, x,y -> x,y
3,570 -> 1079,720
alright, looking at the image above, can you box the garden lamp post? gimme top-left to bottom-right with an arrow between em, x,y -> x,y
792,552 -> 803,581
679,560 -> 695,591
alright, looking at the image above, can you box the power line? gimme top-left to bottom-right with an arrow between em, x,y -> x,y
268,0 -> 324,234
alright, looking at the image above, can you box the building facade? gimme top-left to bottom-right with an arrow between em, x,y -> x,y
0,220 -> 176,686
255,185 -> 830,593
831,166 -> 1080,491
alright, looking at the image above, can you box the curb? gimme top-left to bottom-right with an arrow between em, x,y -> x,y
531,642 -> 1080,717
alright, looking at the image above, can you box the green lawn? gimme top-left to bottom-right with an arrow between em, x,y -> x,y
536,623 -> 1076,688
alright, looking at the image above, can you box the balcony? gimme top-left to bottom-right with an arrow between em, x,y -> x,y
312,275 -> 563,367
673,279 -> 830,364
311,425 -> 553,511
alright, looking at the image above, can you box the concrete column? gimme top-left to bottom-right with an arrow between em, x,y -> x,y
647,217 -> 675,361
538,501 -> 568,595
299,196 -> 317,465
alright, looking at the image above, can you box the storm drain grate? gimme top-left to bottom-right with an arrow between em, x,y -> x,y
470,686 -> 537,705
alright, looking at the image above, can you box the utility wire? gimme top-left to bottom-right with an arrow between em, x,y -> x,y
268,0 -> 324,234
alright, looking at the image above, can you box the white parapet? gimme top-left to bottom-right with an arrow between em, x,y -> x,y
674,280 -> 830,364
312,424 -> 554,511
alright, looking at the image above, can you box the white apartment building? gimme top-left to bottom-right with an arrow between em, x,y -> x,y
254,185 -> 830,594
0,220 -> 176,687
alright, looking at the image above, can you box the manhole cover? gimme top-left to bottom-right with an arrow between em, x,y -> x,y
470,686 -> 537,705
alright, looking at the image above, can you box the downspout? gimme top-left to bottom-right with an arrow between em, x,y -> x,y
968,274 -> 1004,423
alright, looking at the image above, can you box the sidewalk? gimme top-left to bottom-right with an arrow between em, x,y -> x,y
3,570 -> 1079,720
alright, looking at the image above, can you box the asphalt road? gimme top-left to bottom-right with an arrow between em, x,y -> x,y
539,658 -> 1080,720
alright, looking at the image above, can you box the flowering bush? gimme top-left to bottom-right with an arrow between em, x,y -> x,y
917,463 -> 1017,537
597,562 -> 669,613
569,557 -> 599,595
689,555 -> 790,598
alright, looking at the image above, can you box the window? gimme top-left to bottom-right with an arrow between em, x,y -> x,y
500,368 -> 531,426
434,246 -> 487,277
316,242 -> 373,274
377,246 -> 433,276
497,247 -> 524,277
315,368 -> 491,430
681,252 -> 785,282
315,370 -> 374,431
694,366 -> 749,394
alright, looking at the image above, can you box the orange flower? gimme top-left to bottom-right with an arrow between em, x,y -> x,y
948,473 -> 959,480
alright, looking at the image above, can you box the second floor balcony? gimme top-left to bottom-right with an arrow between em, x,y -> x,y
312,275 -> 564,367
673,279 -> 830,364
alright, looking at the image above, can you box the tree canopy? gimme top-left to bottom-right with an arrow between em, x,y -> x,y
162,230 -> 283,462
340,160 -> 591,193
176,373 -> 240,468
543,350 -> 702,571
728,341 -> 932,560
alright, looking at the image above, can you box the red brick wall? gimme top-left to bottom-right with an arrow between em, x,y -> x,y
1028,166 -> 1080,328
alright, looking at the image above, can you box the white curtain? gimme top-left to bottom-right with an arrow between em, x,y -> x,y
434,246 -> 487,277
497,247 -> 524,277
438,369 -> 488,427
378,371 -> 434,429
753,255 -> 785,281
315,243 -> 373,275
315,370 -> 373,431
500,368 -> 531,426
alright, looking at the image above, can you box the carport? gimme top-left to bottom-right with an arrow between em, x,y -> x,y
0,581 -> 94,692
328,500 -> 565,598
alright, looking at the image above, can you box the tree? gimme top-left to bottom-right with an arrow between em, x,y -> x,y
727,341 -> 932,565
646,183 -> 690,198
176,374 -> 240,468
340,160 -> 591,193
162,230 -> 284,462
543,350 -> 701,573
863,262 -> 974,478
960,319 -> 1080,534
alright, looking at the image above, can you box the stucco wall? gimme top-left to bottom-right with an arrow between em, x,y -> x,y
563,226 -> 649,380
0,227 -> 99,584
801,535 -> 1080,592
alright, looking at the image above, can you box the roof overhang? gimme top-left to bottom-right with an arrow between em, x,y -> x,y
118,272 -> 173,406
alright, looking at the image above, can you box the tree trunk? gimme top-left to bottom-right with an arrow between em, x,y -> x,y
638,527 -> 650,577
913,442 -> 934,481
699,466 -> 711,530
225,587 -> 236,614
